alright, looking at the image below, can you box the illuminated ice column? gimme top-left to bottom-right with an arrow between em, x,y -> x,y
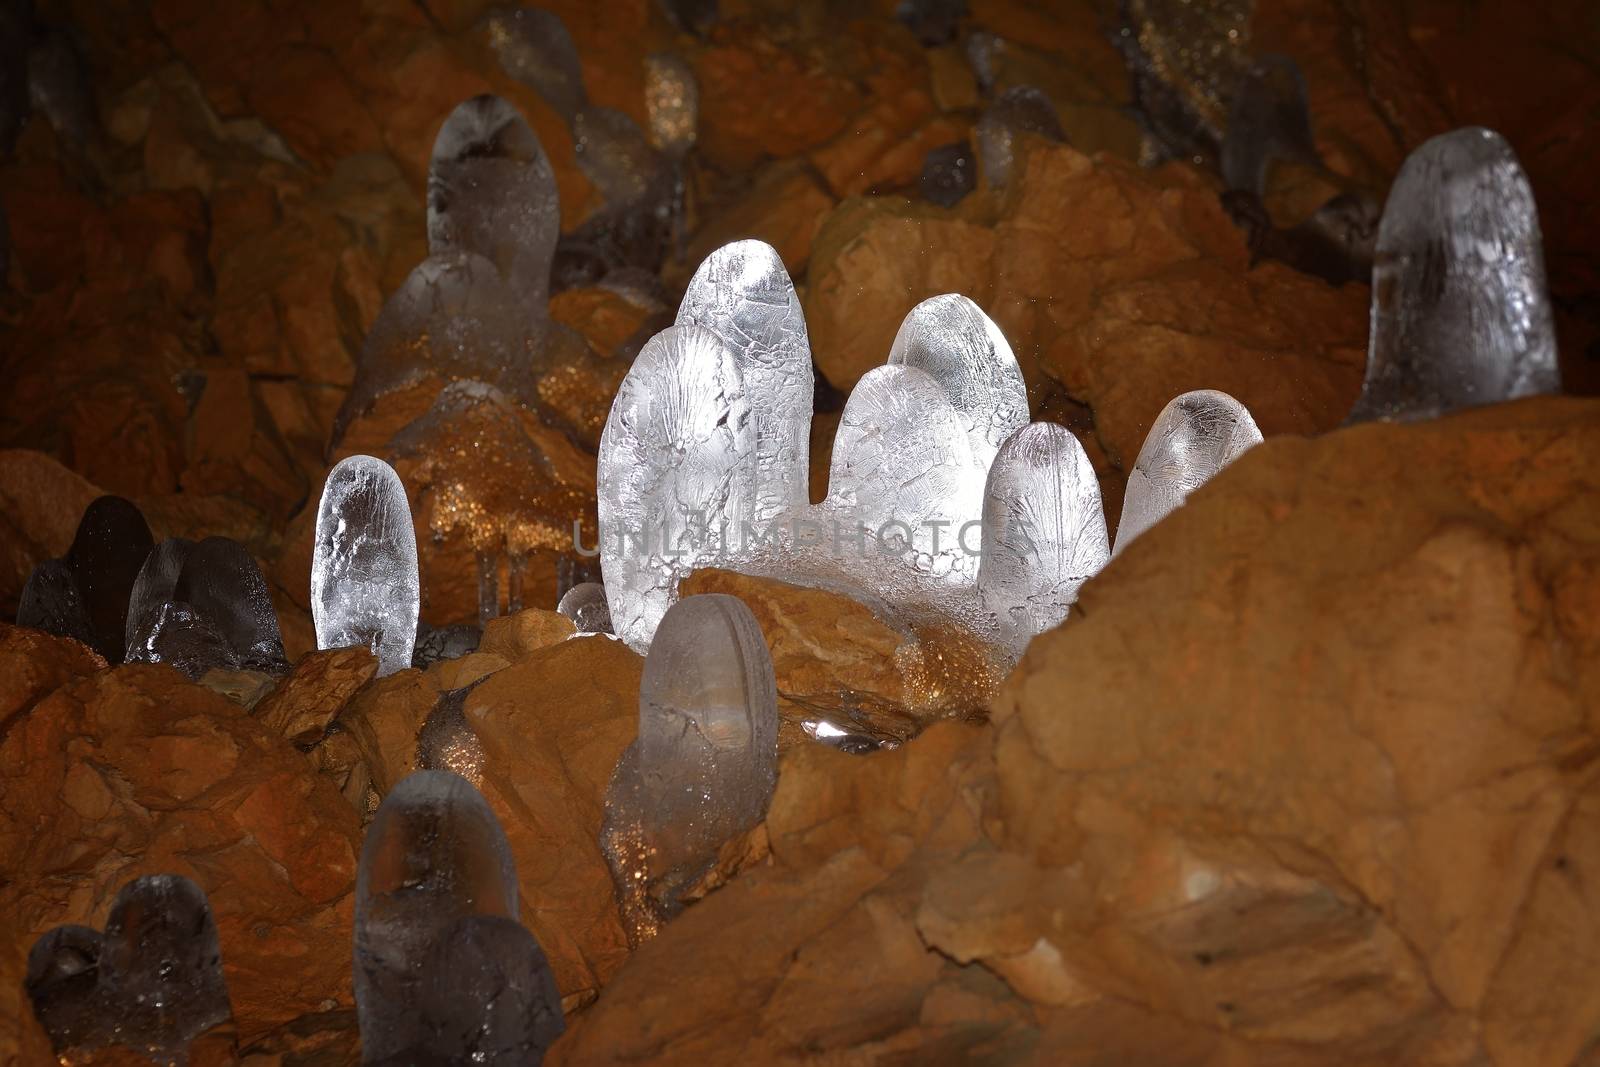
978,423 -> 1109,652
1113,389 -> 1261,555
1349,126 -> 1558,422
600,594 -> 778,944
676,240 -> 813,527
598,325 -> 755,652
312,455 -> 420,677
354,770 -> 519,1064
887,293 -> 1029,473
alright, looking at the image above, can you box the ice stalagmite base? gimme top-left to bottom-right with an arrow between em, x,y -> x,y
601,594 -> 779,944
1349,126 -> 1558,423
1114,389 -> 1262,555
598,325 -> 755,652
979,423 -> 1110,654
312,455 -> 420,677
676,239 -> 812,526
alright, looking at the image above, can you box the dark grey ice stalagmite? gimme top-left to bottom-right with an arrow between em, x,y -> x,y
124,537 -> 195,652
355,770 -> 522,1065
16,558 -> 95,649
66,495 -> 155,663
415,915 -> 565,1064
28,875 -> 233,1061
975,86 -> 1064,190
312,455 -> 420,677
1349,127 -> 1559,423
1219,54 -> 1316,196
478,7 -> 586,121
171,536 -> 288,673
600,594 -> 778,943
124,601 -> 241,680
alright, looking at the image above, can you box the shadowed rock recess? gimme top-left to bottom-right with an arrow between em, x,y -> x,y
2,0 -> 1599,1064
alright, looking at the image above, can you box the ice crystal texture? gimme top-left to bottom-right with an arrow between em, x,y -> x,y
597,325 -> 755,651
675,240 -> 812,526
124,601 -> 241,680
978,423 -> 1109,652
312,455 -> 420,677
1113,390 -> 1262,555
332,251 -> 535,448
975,86 -> 1063,189
428,95 -> 560,311
1349,126 -> 1559,422
124,538 -> 194,653
557,581 -> 614,634
171,537 -> 288,672
355,770 -> 520,1065
415,915 -> 564,1064
825,364 -> 985,581
601,594 -> 778,942
28,875 -> 232,1061
886,294 -> 1029,472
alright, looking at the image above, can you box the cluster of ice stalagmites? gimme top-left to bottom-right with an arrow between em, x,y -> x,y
355,770 -> 563,1065
600,594 -> 779,944
26,874 -> 233,1062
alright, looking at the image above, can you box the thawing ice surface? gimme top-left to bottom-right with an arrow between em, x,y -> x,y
414,915 -> 564,1064
557,581 -> 613,634
644,53 -> 699,157
355,770 -> 519,1065
17,558 -> 95,649
886,294 -> 1029,471
65,495 -> 155,663
124,601 -> 241,680
1349,126 -> 1559,423
976,86 -> 1063,189
28,876 -> 234,1059
598,325 -> 755,652
920,139 -> 976,207
171,537 -> 288,673
601,594 -> 778,943
478,7 -> 586,121
428,95 -> 561,310
824,364 -> 985,582
675,240 -> 812,526
124,538 -> 194,654
312,455 -> 420,677
978,423 -> 1109,653
1113,390 -> 1262,555
1220,54 -> 1316,196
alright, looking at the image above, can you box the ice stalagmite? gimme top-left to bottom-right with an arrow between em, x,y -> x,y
1113,390 -> 1261,555
171,537 -> 288,672
124,538 -> 194,653
598,325 -> 755,652
355,770 -> 521,1064
312,455 -> 420,677
1349,127 -> 1558,422
601,594 -> 778,944
478,7 -> 586,121
886,294 -> 1029,472
675,240 -> 812,525
1220,55 -> 1316,196
27,875 -> 234,1061
16,558 -> 95,649
975,86 -> 1064,190
557,581 -> 613,634
417,915 -> 565,1064
825,364 -> 985,581
428,95 -> 560,312
978,423 -> 1109,653
644,53 -> 699,157
332,251 -> 535,449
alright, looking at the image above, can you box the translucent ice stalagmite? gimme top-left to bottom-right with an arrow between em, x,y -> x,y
312,455 -> 420,677
332,251 -> 536,450
1219,54 -> 1317,196
25,925 -> 105,1054
171,537 -> 288,672
16,558 -> 95,649
478,7 -> 586,121
1348,126 -> 1559,423
416,915 -> 564,1064
124,602 -> 241,680
598,325 -> 755,652
601,594 -> 778,943
824,364 -> 986,583
428,95 -> 560,313
886,294 -> 1029,472
978,423 -> 1109,653
557,581 -> 613,635
125,537 -> 194,653
675,240 -> 812,526
97,874 -> 232,1059
355,770 -> 520,1065
975,86 -> 1064,190
1113,390 -> 1262,555
66,495 -> 155,663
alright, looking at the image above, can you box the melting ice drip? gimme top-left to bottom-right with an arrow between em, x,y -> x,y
600,594 -> 779,945
354,770 -> 563,1065
26,874 -> 233,1063
312,455 -> 420,677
